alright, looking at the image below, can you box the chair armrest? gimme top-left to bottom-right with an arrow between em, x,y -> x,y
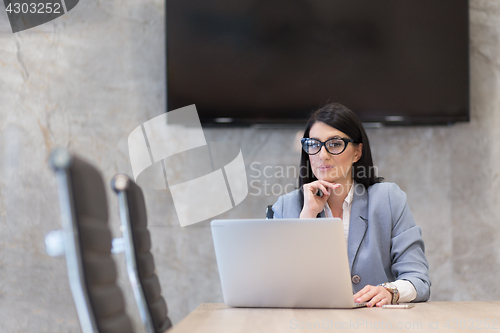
45,229 -> 65,257
112,237 -> 125,254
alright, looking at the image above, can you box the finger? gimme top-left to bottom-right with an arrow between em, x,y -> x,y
303,183 -> 316,193
353,285 -> 374,300
359,291 -> 378,304
305,182 -> 324,195
303,184 -> 320,198
318,184 -> 330,197
353,285 -> 372,300
305,181 -> 330,199
322,180 -> 341,191
318,180 -> 340,193
375,297 -> 391,307
368,292 -> 387,307
375,289 -> 392,307
354,287 -> 378,303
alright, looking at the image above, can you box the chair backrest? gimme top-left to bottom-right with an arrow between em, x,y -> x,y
266,205 -> 274,219
111,174 -> 172,333
49,149 -> 133,333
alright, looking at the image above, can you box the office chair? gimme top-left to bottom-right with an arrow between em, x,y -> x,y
46,148 -> 133,333
111,174 -> 172,333
266,205 -> 274,219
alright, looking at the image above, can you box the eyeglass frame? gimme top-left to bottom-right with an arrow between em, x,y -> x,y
301,137 -> 358,155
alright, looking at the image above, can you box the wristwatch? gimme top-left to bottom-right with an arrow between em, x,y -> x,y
378,282 -> 399,304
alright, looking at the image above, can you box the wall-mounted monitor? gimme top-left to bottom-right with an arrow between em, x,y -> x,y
167,0 -> 469,126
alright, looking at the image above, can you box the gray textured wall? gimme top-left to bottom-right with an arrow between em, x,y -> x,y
1,1 -> 499,332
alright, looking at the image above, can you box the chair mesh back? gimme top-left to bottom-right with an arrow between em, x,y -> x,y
112,175 -> 172,333
55,153 -> 133,333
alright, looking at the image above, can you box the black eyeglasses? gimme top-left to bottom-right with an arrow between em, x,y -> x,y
301,137 -> 356,155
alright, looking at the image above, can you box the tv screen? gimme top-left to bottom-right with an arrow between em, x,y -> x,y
166,0 -> 469,126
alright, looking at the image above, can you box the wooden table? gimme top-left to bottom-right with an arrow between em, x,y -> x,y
169,302 -> 500,333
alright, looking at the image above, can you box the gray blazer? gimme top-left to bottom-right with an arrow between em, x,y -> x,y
272,182 -> 431,302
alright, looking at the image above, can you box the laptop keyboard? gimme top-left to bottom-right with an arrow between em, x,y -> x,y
354,302 -> 367,308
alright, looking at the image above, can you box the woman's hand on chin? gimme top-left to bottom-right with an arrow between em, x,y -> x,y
300,180 -> 340,218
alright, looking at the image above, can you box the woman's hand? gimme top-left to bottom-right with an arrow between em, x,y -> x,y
299,180 -> 340,218
353,285 -> 393,307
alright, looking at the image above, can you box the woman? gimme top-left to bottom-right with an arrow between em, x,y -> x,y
272,103 -> 430,307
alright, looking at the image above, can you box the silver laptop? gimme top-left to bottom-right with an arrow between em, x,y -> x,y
211,218 -> 365,308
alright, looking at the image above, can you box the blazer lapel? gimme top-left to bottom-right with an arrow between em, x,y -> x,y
348,183 -> 368,270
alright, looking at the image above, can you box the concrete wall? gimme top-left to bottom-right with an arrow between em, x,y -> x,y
1,1 -> 499,332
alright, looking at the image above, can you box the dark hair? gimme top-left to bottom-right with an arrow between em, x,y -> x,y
299,103 -> 383,189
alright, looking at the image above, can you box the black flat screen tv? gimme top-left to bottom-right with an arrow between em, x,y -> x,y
166,0 -> 469,126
